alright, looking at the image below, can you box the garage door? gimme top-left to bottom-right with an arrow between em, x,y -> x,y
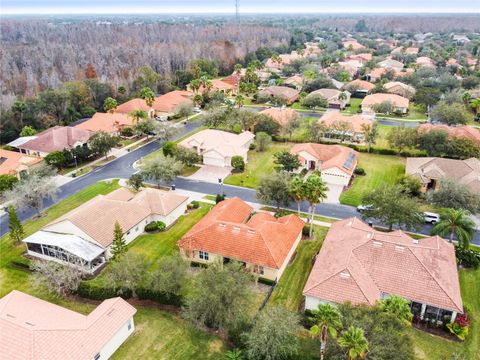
204,156 -> 227,167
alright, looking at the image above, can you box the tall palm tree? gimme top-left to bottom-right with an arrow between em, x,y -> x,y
129,110 -> 148,126
378,295 -> 413,326
234,94 -> 245,108
470,98 -> 480,116
304,174 -> 329,238
337,326 -> 369,360
431,208 -> 475,249
288,176 -> 305,214
189,79 -> 201,94
310,303 -> 342,360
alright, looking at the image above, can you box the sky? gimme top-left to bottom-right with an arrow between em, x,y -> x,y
1,0 -> 479,14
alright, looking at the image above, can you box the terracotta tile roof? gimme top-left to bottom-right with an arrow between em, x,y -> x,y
345,79 -> 375,92
284,75 -> 304,87
0,290 -> 136,360
259,108 -> 298,127
378,59 -> 404,70
362,93 -> 409,109
304,218 -> 463,313
116,98 -> 151,114
418,124 -> 480,145
152,90 -> 193,113
319,112 -> 373,133
45,187 -> 188,248
343,40 -> 365,51
17,126 -> 92,154
75,112 -> 134,133
367,68 -> 387,79
178,129 -> 254,158
416,57 -> 436,68
291,143 -> 359,176
310,88 -> 342,101
0,149 -> 42,176
261,86 -> 300,102
406,157 -> 480,193
178,198 -> 304,269
347,53 -> 372,62
384,81 -> 416,97
222,73 -> 242,88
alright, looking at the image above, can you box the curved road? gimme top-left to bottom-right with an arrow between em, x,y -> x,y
1,120 -> 478,245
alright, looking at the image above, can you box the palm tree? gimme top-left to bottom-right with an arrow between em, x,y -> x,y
310,303 -> 342,360
288,176 -> 305,214
378,295 -> 413,326
234,94 -> 245,108
225,349 -> 242,360
462,92 -> 472,105
129,110 -> 148,126
304,174 -> 329,238
189,79 -> 201,94
470,98 -> 480,116
338,326 -> 369,360
431,208 -> 476,249
199,76 -> 213,93
138,87 -> 155,107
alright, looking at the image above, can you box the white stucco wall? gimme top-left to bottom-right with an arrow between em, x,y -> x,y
304,295 -> 334,311
276,232 -> 303,281
203,150 -> 228,167
151,201 -> 187,227
93,317 -> 135,360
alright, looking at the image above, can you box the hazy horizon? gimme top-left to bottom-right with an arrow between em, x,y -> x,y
2,0 -> 479,15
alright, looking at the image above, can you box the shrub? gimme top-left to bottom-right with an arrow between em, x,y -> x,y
354,167 -> 365,176
455,247 -> 480,269
144,221 -> 166,232
77,281 -> 131,300
191,200 -> 200,209
274,209 -> 290,218
120,127 -> 134,137
216,193 -> 226,203
231,155 -> 245,172
302,225 -> 311,236
300,168 -> 308,177
136,288 -> 184,307
249,143 -> 256,150
447,321 -> 469,341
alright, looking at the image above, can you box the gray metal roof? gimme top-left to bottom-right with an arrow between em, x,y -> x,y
7,136 -> 38,148
23,231 -> 104,262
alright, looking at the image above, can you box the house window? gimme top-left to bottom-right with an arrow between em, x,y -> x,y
135,226 -> 138,231
126,231 -> 130,235
253,265 -> 264,275
94,353 -> 101,360
199,251 -> 209,260
128,319 -> 132,331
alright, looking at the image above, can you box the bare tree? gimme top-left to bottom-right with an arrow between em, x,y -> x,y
31,260 -> 84,296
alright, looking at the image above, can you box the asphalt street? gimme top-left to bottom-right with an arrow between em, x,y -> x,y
1,119 -> 478,245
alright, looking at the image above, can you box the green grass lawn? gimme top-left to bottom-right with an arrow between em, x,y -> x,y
224,142 -> 292,188
342,98 -> 362,114
268,227 -> 327,311
339,153 -> 405,206
111,307 -> 226,360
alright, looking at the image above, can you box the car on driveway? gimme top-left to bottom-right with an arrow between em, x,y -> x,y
356,204 -> 374,213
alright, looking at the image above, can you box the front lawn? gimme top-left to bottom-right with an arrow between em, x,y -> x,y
111,307 -> 226,360
268,227 -> 327,311
0,180 -> 120,298
339,153 -> 405,206
342,98 -> 362,114
224,142 -> 292,188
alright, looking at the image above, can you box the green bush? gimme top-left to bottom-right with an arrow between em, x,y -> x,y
299,168 -> 308,177
216,193 -> 226,203
302,225 -> 311,236
77,281 -> 131,300
191,200 -> 200,209
144,221 -> 166,232
274,209 -> 290,218
456,247 -> 480,269
136,288 -> 183,307
231,155 -> 245,172
354,167 -> 365,176
162,141 -> 177,157
120,127 -> 134,137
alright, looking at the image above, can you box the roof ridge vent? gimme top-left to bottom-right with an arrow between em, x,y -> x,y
340,271 -> 350,279
395,245 -> 405,252
412,239 -> 420,245
247,229 -> 256,234
373,240 -> 383,247
219,223 -> 227,228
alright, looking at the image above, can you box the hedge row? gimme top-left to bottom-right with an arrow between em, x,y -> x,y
77,281 -> 183,306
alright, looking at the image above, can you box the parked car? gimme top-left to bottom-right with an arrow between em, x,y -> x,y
357,204 -> 373,213
155,116 -> 168,122
193,107 -> 202,113
423,212 -> 440,224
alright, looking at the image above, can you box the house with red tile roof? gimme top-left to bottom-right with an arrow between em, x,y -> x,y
259,86 -> 300,104
23,187 -> 189,272
346,53 -> 372,64
178,129 -> 254,168
416,56 -> 436,69
178,197 -> 304,281
75,112 -> 135,135
152,90 -> 194,117
194,79 -> 237,96
259,108 -> 299,128
116,98 -> 154,118
344,79 -> 375,96
0,290 -> 136,360
361,93 -> 409,114
290,143 -> 358,187
0,149 -> 42,178
319,112 -> 374,142
8,126 -> 92,157
342,39 -> 365,51
417,124 -> 480,145
303,218 -> 463,324
384,81 -> 416,99
309,89 -> 351,109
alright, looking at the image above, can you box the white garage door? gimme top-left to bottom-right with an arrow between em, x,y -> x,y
204,156 -> 227,167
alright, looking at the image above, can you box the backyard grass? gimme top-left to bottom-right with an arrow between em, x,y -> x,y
0,180 -> 120,298
339,153 -> 405,206
268,227 -> 327,311
342,98 -> 362,114
111,307 -> 226,360
224,142 -> 292,188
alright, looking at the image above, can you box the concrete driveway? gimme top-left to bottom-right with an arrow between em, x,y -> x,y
324,183 -> 344,204
187,165 -> 232,183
